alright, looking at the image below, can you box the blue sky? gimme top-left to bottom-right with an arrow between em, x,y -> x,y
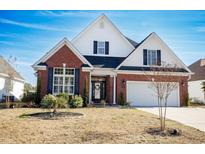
0,10 -> 205,85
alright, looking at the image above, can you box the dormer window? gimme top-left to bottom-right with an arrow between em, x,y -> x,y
97,41 -> 105,54
147,50 -> 157,65
143,49 -> 161,66
93,41 -> 109,55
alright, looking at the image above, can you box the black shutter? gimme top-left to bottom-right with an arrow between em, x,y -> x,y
47,67 -> 53,94
143,49 -> 147,65
157,50 -> 161,66
74,68 -> 80,95
93,41 -> 97,54
105,41 -> 109,55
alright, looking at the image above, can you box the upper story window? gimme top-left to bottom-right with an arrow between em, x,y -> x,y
93,41 -> 109,55
143,49 -> 161,66
147,50 -> 157,65
53,67 -> 75,95
97,41 -> 105,54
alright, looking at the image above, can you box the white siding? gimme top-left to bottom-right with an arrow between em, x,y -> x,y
72,17 -> 134,57
189,80 -> 205,103
0,76 -> 24,101
122,33 -> 184,68
0,77 -> 6,100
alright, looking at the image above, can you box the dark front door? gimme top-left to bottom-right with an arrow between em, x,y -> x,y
92,81 -> 106,103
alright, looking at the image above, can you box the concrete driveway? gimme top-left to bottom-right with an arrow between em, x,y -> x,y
138,107 -> 205,132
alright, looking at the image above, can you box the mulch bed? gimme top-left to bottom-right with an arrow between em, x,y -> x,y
20,112 -> 84,120
146,127 -> 182,137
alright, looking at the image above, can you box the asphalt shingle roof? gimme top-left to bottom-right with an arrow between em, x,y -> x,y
84,55 -> 126,68
188,59 -> 205,81
0,56 -> 24,80
119,66 -> 188,73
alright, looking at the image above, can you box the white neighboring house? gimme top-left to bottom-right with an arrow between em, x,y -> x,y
188,59 -> 205,103
0,56 -> 25,102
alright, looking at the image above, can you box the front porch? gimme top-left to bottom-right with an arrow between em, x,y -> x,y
88,70 -> 116,105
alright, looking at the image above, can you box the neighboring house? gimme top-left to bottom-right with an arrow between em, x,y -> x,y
32,14 -> 192,107
0,56 -> 25,102
188,59 -> 205,103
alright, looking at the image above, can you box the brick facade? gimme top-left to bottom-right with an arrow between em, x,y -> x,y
37,45 -> 90,98
106,75 -> 113,104
116,74 -> 188,106
36,45 -> 188,107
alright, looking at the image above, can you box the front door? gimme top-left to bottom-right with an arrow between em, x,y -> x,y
92,81 -> 106,103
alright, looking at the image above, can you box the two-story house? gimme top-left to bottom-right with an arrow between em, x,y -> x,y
32,14 -> 192,107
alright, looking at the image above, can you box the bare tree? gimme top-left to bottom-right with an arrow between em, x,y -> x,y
144,63 -> 182,131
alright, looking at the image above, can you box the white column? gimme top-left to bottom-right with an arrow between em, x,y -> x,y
113,75 -> 116,104
62,63 -> 66,93
89,72 -> 92,103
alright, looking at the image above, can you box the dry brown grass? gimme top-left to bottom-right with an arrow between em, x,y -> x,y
0,108 -> 204,144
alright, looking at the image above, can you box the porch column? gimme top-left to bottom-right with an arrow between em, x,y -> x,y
113,75 -> 116,104
89,72 -> 92,103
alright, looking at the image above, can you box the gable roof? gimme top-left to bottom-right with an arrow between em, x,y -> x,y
0,56 -> 24,81
71,14 -> 135,49
125,37 -> 139,47
116,32 -> 192,74
188,59 -> 205,81
32,38 -> 93,70
84,55 -> 125,68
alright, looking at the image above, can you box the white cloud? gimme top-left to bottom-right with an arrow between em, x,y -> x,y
0,18 -> 71,32
38,10 -> 124,18
38,10 -> 97,17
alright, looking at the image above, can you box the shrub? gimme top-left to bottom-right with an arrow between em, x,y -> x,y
40,94 -> 57,109
57,93 -> 69,102
82,88 -> 89,107
22,93 -> 36,103
185,94 -> 191,106
56,97 -> 68,108
118,92 -> 126,106
35,77 -> 41,105
69,95 -> 83,108
100,100 -> 106,107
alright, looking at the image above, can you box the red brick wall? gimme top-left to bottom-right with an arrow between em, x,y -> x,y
37,45 -> 90,98
106,76 -> 113,104
116,74 -> 188,106
37,70 -> 48,98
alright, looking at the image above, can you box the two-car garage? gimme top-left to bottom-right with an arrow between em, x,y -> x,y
126,81 -> 180,107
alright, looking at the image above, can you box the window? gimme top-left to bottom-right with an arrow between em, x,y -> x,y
53,68 -> 75,95
97,41 -> 105,54
147,50 -> 157,65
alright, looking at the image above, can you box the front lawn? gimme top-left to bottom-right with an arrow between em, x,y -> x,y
0,108 -> 204,143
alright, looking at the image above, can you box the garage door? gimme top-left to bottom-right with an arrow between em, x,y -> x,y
127,81 -> 180,107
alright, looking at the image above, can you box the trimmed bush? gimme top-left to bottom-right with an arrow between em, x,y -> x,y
57,93 -> 69,102
56,97 -> 68,108
69,95 -> 83,108
100,100 -> 106,107
118,92 -> 126,106
41,94 -> 68,112
82,87 -> 89,107
41,94 -> 57,109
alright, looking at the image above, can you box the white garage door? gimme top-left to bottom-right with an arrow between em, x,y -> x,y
127,81 -> 180,107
